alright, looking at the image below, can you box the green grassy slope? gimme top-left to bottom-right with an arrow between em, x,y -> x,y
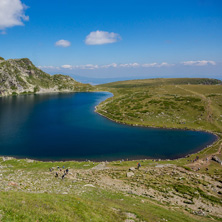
0,157 -> 221,222
97,78 -> 222,133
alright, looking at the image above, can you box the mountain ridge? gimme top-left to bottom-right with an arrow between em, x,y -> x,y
0,57 -> 93,96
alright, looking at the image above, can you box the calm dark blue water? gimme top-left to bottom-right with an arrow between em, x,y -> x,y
0,92 -> 217,161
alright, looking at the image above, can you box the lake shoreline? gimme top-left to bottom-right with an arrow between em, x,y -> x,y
94,91 -> 220,162
0,133 -> 220,162
0,91 -> 220,163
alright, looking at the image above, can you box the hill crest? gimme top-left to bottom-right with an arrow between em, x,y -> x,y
0,57 -> 92,96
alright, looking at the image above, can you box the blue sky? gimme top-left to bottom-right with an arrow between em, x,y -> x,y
0,0 -> 221,83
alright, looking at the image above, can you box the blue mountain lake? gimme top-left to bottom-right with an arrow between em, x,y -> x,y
0,92 -> 217,161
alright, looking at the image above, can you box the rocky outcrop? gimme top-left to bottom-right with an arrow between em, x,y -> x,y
0,57 -> 93,96
212,156 -> 222,164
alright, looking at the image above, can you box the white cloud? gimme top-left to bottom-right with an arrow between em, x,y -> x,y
39,62 -> 176,72
101,63 -> 118,68
159,62 -> 174,67
40,61 -> 216,71
38,66 -> 60,70
58,62 -> 174,70
118,64 -> 129,68
181,60 -> 216,66
60,64 -> 99,70
0,0 -> 29,30
85,30 -> 121,45
61,64 -> 72,69
142,63 -> 158,67
55,40 -> 71,47
40,61 -> 218,71
119,63 -> 140,68
142,62 -> 174,68
82,64 -> 99,69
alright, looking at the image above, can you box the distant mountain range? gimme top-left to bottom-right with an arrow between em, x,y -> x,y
0,57 -> 93,97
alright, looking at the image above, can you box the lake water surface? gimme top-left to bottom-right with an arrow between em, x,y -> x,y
0,92 -> 217,161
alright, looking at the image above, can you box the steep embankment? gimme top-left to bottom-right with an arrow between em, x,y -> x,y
0,57 -> 93,96
97,78 -> 222,133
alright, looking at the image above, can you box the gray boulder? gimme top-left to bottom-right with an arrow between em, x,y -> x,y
129,167 -> 136,171
127,172 -> 134,177
212,156 -> 222,164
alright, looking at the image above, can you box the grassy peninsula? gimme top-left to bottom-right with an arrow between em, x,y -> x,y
0,78 -> 222,221
96,78 -> 222,133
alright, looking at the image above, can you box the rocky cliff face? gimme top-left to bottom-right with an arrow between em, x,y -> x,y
0,57 -> 92,96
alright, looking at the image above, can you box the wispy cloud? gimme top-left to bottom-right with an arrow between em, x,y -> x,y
0,0 -> 29,30
58,62 -> 174,70
39,60 -> 217,72
61,65 -> 72,69
119,63 -> 140,68
61,64 -> 99,70
101,63 -> 118,68
85,30 -> 121,45
80,64 -> 99,69
38,66 -> 61,70
142,62 -> 174,68
142,63 -> 158,67
55,39 -> 71,47
181,60 -> 216,66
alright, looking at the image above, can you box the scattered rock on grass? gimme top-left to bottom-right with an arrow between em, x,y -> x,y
84,184 -> 95,188
127,172 -> 134,178
129,167 -> 135,171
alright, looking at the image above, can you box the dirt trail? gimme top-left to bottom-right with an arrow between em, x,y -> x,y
187,141 -> 222,170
